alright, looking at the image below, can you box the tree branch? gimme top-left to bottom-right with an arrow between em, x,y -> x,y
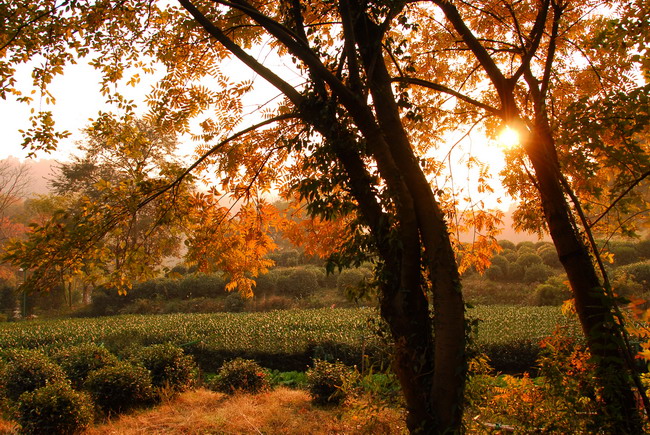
178,0 -> 304,105
392,76 -> 501,115
590,170 -> 650,229
138,113 -> 299,208
512,0 -> 551,82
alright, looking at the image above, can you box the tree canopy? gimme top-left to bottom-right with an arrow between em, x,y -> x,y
1,0 -> 649,433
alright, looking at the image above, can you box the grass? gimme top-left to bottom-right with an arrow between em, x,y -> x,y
79,388 -> 406,434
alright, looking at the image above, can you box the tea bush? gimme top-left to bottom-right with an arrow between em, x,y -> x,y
85,362 -> 155,415
17,382 -> 93,435
208,358 -> 269,394
54,343 -> 118,389
130,343 -> 196,392
307,359 -> 355,406
0,349 -> 67,401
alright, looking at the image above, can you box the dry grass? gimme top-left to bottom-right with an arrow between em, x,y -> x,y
83,388 -> 406,435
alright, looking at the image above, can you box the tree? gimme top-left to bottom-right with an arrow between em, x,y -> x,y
394,0 -> 648,430
4,115 -> 190,296
1,1 -> 476,432
0,159 -> 30,282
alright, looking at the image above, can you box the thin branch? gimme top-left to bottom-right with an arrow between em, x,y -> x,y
179,0 -> 304,105
392,76 -> 501,115
511,0 -> 550,82
138,113 -> 299,209
541,1 -> 563,97
590,170 -> 650,228
0,1 -> 70,53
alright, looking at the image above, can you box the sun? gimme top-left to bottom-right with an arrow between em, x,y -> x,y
497,126 -> 520,149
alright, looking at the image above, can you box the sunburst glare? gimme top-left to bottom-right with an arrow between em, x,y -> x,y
497,126 -> 520,149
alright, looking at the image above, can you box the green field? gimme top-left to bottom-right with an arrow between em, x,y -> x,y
0,306 -> 580,372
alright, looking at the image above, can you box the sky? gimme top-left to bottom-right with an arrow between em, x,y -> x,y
0,51 -> 512,211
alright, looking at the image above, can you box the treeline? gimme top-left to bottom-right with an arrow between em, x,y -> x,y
1,237 -> 648,320
463,239 -> 650,306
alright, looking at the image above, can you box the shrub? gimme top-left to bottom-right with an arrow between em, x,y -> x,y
539,248 -> 562,268
516,252 -> 543,268
337,268 -> 372,299
253,273 -> 277,297
130,344 -> 196,392
17,382 -> 93,435
503,250 -> 518,263
85,362 -> 155,414
208,358 -> 269,394
54,343 -> 118,389
277,268 -> 319,298
0,284 -> 16,316
223,292 -> 246,312
132,277 -> 180,300
485,265 -> 505,282
636,239 -> 650,260
611,244 -> 638,266
523,264 -> 554,284
507,263 -> 525,282
617,261 -> 650,289
516,241 -> 536,252
534,284 -> 570,306
177,273 -> 226,299
307,359 -> 355,406
0,349 -> 67,401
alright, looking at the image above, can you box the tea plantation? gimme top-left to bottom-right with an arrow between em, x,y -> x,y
0,306 -> 579,374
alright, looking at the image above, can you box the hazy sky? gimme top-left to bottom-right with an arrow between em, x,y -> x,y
0,54 -> 511,210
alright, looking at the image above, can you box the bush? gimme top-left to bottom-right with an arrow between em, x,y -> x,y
277,268 -> 320,298
503,250 -> 518,263
253,273 -> 277,297
0,349 -> 67,401
208,358 -> 269,394
223,292 -> 246,312
306,359 -> 355,406
636,239 -> 650,260
523,264 -> 554,284
611,244 -> 638,266
516,241 -> 536,251
516,252 -> 543,268
617,261 -> 650,289
0,284 -> 16,315
539,248 -> 562,268
176,273 -> 226,299
485,265 -> 505,282
17,382 -> 93,435
131,344 -> 196,392
85,362 -> 155,414
337,268 -> 372,299
534,284 -> 570,306
54,343 -> 118,389
507,263 -> 525,282
132,277 -> 180,300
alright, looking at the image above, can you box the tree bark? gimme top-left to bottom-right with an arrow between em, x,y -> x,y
523,120 -> 642,433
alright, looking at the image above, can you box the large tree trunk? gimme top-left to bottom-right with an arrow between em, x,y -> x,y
524,120 -> 642,433
302,102 -> 440,433
352,12 -> 466,431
